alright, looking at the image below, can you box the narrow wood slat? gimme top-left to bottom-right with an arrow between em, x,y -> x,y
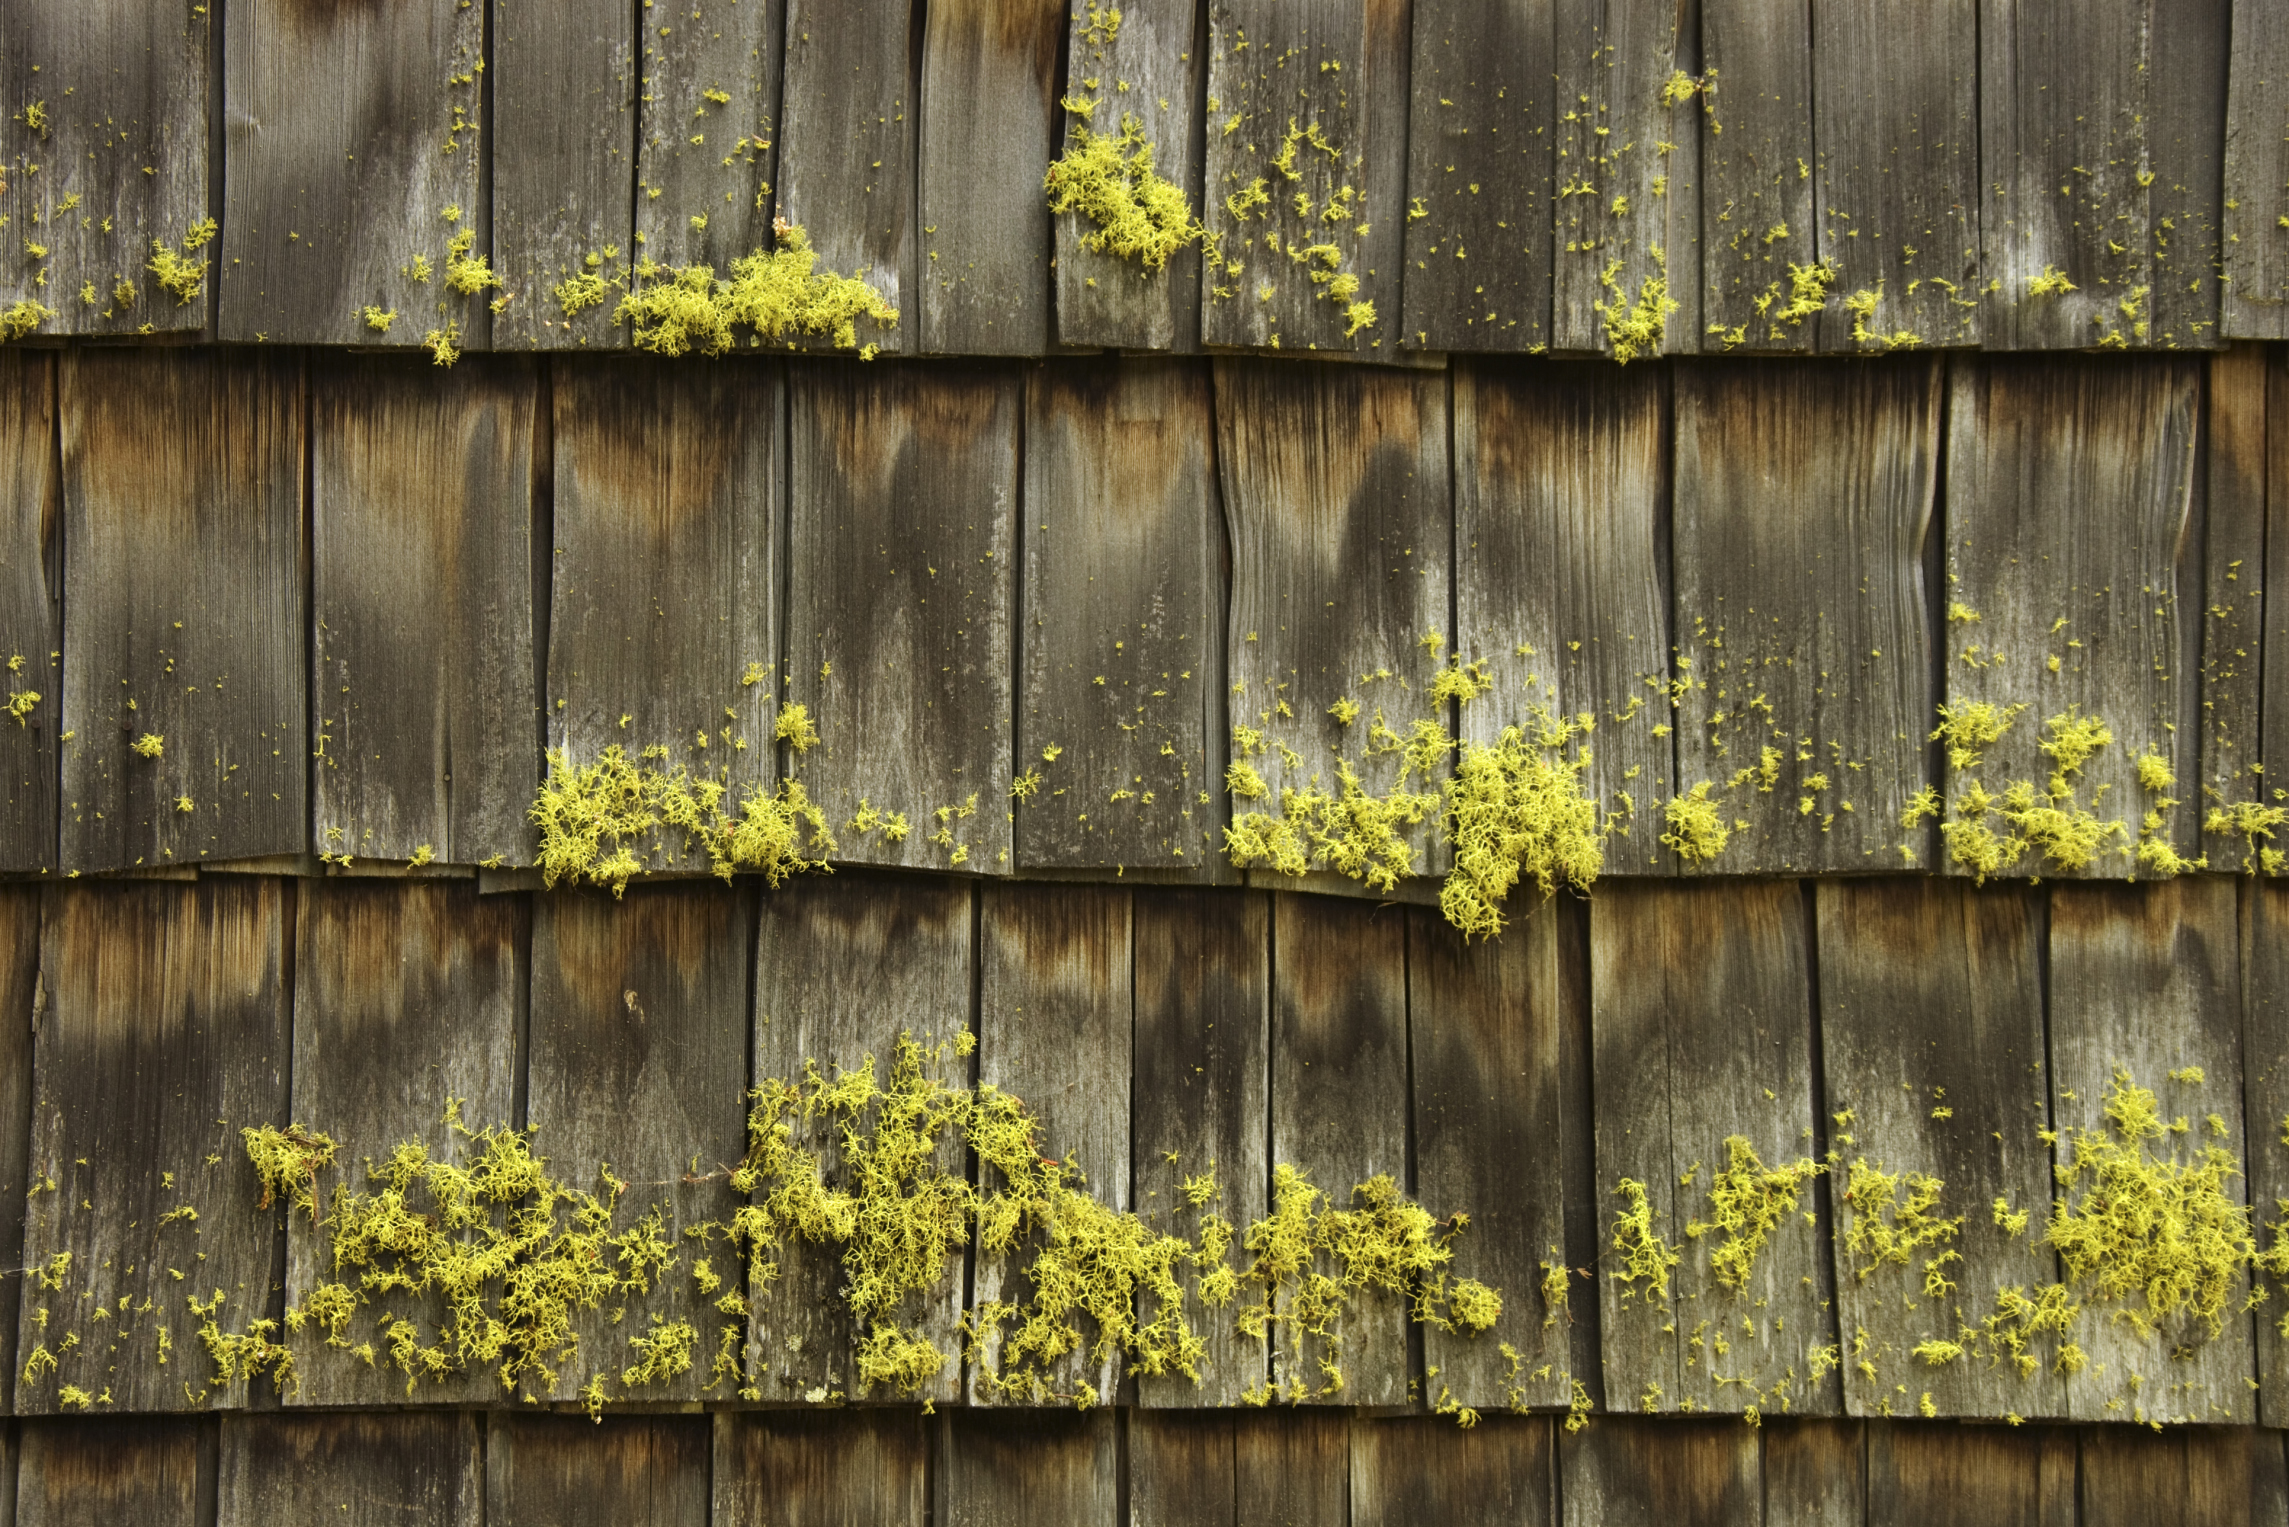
2080,1427 -> 2204,1527
2250,881 -> 2289,1426
2267,353 -> 2289,840
2223,0 -> 2289,337
0,350 -> 58,873
1352,1415 -> 1553,1527
2201,345 -> 2270,827
935,1408 -> 1119,1527
711,1409 -> 927,1527
1865,1420 -> 2068,1527
217,1413 -> 481,1527
486,1414 -> 709,1527
1764,1419 -> 1866,1527
1232,1410 -> 1347,1526
1556,1417 -> 1759,1527
633,0 -> 785,272
18,1417 -> 206,1527
0,887 -> 36,1411
1130,1410 -> 1237,1527
1698,0 -> 1816,354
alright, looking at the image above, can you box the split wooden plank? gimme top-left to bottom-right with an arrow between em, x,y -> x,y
1130,1411 -> 1237,1527
1764,1420 -> 1866,1527
0,888 -> 37,1407
1019,358 -> 1222,873
1590,879 -> 1839,1418
1816,879 -> 2061,1421
632,0 -> 785,272
217,1414 -> 481,1527
1270,892 -> 1410,1405
1556,1418 -> 1759,1527
1697,0 -> 1816,354
18,1418 -> 206,1527
1353,1415 -> 1553,1527
312,354 -> 535,868
1133,887 -> 1268,1408
2199,345 -> 2270,829
711,1409 -> 927,1527
2250,882 -> 2289,1426
1408,905 -> 1570,1409
2224,0 -> 2289,338
20,880 -> 289,1415
492,0 -> 636,351
1940,356 -> 2203,880
774,0 -> 918,355
1865,1421 -> 2076,1527
0,2 -> 212,337
486,1414 -> 710,1527
936,1409 -> 1118,1527
219,0 -> 486,348
1216,359 -> 1452,895
281,880 -> 523,1407
60,350 -> 303,874
1399,0 -> 1556,352
1052,0 -> 1206,351
524,883 -> 754,1407
2048,878 -> 2250,1424
1809,0 -> 1982,352
1671,358 -> 1940,874
1232,1410 -> 1348,1526
750,870 -> 972,1408
0,350 -> 58,873
784,361 -> 1017,874
1452,358 -> 1672,877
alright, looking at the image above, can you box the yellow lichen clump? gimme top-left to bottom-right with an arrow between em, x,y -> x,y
1684,1136 -> 1824,1291
1440,715 -> 1604,940
528,744 -> 835,897
617,221 -> 898,358
147,219 -> 219,305
1046,111 -> 1207,272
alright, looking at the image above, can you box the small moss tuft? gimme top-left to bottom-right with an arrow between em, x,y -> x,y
1045,111 -> 1207,271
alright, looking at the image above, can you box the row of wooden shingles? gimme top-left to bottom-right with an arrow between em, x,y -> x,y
6,0 -> 2287,355
1,869 -> 2286,1427
6,1405 -> 2284,1527
0,342 -> 2278,884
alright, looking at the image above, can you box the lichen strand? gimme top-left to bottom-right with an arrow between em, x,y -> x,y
617,221 -> 897,358
1684,1137 -> 1824,1292
529,744 -> 836,897
1595,250 -> 1677,363
147,218 -> 218,305
1045,110 -> 1207,272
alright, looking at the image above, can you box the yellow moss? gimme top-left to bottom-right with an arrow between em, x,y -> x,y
1770,260 -> 1838,332
423,323 -> 462,366
4,689 -> 38,726
620,1315 -> 697,1388
1,299 -> 57,341
1609,1178 -> 1682,1303
131,732 -> 164,759
1840,1162 -> 1963,1298
242,1124 -> 339,1220
1931,701 -> 2023,771
2029,265 -> 2078,298
529,744 -> 835,898
147,219 -> 217,305
1045,111 -> 1206,271
554,271 -> 615,318
617,222 -> 898,356
1660,782 -> 1731,863
1684,1137 -> 1824,1292
361,305 -> 398,334
2204,800 -> 2287,874
2036,707 -> 2111,793
1439,715 -> 1602,941
1594,254 -> 1676,363
443,228 -> 501,296
773,703 -> 819,753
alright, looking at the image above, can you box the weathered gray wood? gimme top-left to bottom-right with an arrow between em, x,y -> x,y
486,1414 -> 709,1527
1020,358 -> 1221,872
1053,0 -> 1206,351
217,1413 -> 481,1527
936,1408 -> 1118,1527
2049,878 -> 2251,1424
2224,0 -> 2289,338
1552,892 -> 1601,1415
775,0 -> 917,354
1590,880 -> 1839,1418
1270,893 -> 1409,1405
784,361 -> 1017,873
492,0 -> 635,350
1232,1410 -> 1347,1526
1453,359 -> 1671,876
1671,358 -> 1939,873
0,351 -> 57,873
1409,905 -> 1569,1409
1399,0 -> 1556,352
524,884 -> 754,1406
1697,0 -> 1815,354
1817,879 -> 2061,1420
633,0 -> 786,272
1353,1415 -> 1552,1527
0,2 -> 212,338
0,888 -> 37,1410
2266,354 -> 2289,851
60,351 -> 303,874
750,871 -> 971,1407
313,354 -> 536,868
1130,1411 -> 1236,1527
712,1408 -> 926,1527
282,880 -> 523,1407
1809,0 -> 1981,352
1941,356 -> 2203,879
20,881 -> 288,1414
1216,359 -> 1452,893
2201,346 -> 2269,824
2250,882 -> 2289,1426
971,883 -> 1132,1405
1865,1421 -> 2072,1527
18,1418 -> 205,1527
220,0 -> 486,348
1556,1417 -> 1759,1527
1765,1419 -> 1865,1527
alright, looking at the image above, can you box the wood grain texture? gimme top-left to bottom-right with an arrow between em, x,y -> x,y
1590,880 -> 1839,1417
775,0 -> 917,355
1556,1417 -> 1758,1527
0,888 -> 36,1410
2079,1426 -> 2246,1527
1671,358 -> 1939,873
492,0 -> 635,350
60,350 -> 303,874
712,1408 -> 927,1527
1270,893 -> 1409,1405
1453,359 -> 1672,874
524,884 -> 754,1405
219,0 -> 485,347
2272,354 -> 2289,835
17,1418 -> 206,1527
1232,1410 -> 1347,1527
1053,0 -> 1206,351
1865,1421 -> 2068,1527
20,880 -> 288,1415
1399,0 -> 1556,352
1810,0 -> 1981,352
2049,878 -> 2251,1424
486,1414 -> 709,1527
750,871 -> 972,1407
2200,346 -> 2269,821
1353,1415 -> 1552,1527
0,2 -> 211,338
1217,359 -> 1452,892
217,1413 -> 481,1527
936,1408 -> 1118,1527
0,351 -> 58,873
2224,0 -> 2289,337
1130,1410 -> 1237,1527
784,361 -> 1017,873
633,0 -> 785,271
1409,905 -> 1570,1408
282,880 -> 523,1407
1020,358 -> 1221,871
971,882 -> 1132,1405
1765,1420 -> 1865,1527
1817,880 -> 2059,1420
2250,882 -> 2289,1426
1941,355 -> 2203,879
1698,0 -> 1816,354
313,354 -> 536,867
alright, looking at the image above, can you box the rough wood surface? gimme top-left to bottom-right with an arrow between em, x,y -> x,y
2266,353 -> 2289,838
313,354 -> 536,868
1020,358 -> 1221,872
1865,1421 -> 2073,1527
219,0 -> 486,348
1698,0 -> 1816,354
486,1414 -> 709,1527
492,0 -> 635,351
0,351 -> 58,872
0,1 -> 213,338
2250,882 -> 2289,1426
1232,1410 -> 1348,1526
784,361 -> 1017,873
18,1418 -> 206,1527
632,0 -> 785,271
1400,0 -> 1556,352
2224,0 -> 2289,338
1557,1417 -> 1759,1527
20,880 -> 289,1415
1941,356 -> 2203,879
712,1408 -> 927,1527
60,350 -> 304,874
1765,1420 -> 1866,1527
217,1413 -> 481,1527
2078,1426 -> 2248,1527
0,888 -> 35,1409
2200,346 -> 2270,820
1353,1415 -> 1552,1527
1130,1410 -> 1237,1527
936,1408 -> 1118,1527
1671,358 -> 1939,873
1452,359 -> 1672,874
